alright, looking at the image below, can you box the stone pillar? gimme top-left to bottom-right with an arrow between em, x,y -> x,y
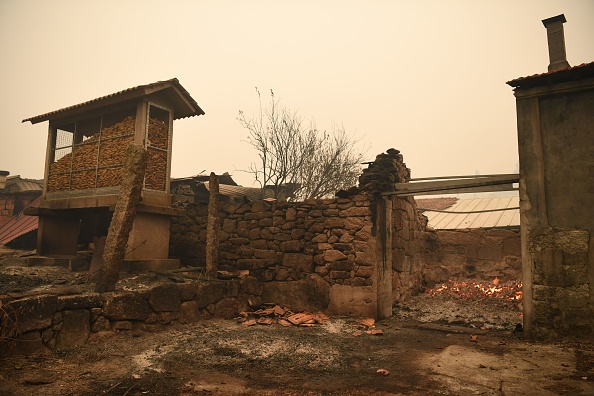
206,173 -> 220,278
375,196 -> 393,319
94,144 -> 148,292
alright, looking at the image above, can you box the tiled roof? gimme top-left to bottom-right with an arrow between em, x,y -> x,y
507,61 -> 594,88
23,78 -> 205,124
0,196 -> 40,245
415,197 -> 458,212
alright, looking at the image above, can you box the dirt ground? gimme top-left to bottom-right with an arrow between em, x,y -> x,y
0,249 -> 593,395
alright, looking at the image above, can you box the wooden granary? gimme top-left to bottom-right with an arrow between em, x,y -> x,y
23,79 -> 204,263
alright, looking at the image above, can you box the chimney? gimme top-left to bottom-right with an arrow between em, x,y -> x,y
542,14 -> 570,72
0,171 -> 9,190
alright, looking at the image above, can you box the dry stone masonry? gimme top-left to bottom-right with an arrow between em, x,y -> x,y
424,228 -> 522,284
171,149 -> 430,316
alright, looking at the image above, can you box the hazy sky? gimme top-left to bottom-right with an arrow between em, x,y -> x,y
1,0 -> 593,187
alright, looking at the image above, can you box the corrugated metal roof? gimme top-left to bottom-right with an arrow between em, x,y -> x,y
507,61 -> 594,88
23,78 -> 205,124
0,196 -> 40,245
423,196 -> 519,230
203,183 -> 275,201
3,176 -> 43,193
416,197 -> 458,212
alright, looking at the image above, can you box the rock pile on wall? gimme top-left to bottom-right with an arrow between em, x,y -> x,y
359,148 -> 411,193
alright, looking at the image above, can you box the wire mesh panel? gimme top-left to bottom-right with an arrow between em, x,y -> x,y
48,124 -> 75,192
144,104 -> 171,191
96,112 -> 135,188
47,109 -> 136,192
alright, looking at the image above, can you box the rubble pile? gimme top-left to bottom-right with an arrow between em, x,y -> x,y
236,303 -> 330,328
358,148 -> 411,193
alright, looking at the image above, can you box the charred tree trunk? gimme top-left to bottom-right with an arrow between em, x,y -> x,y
205,172 -> 220,278
94,144 -> 148,292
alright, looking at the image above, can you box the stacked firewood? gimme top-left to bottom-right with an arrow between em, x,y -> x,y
236,303 -> 330,327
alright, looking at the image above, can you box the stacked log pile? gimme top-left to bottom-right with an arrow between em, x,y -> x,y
47,116 -> 170,192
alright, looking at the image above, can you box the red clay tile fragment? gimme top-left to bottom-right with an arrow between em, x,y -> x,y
257,317 -> 274,325
242,319 -> 257,327
366,329 -> 383,335
288,313 -> 314,325
273,305 -> 285,316
376,369 -> 390,376
315,311 -> 330,321
352,331 -> 363,337
278,319 -> 292,327
359,318 -> 375,328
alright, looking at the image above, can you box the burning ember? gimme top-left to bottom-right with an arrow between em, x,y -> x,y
427,279 -> 522,302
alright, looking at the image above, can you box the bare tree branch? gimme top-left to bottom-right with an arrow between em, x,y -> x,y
238,90 -> 367,201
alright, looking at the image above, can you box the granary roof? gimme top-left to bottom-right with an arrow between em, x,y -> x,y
506,61 -> 594,89
23,78 -> 205,124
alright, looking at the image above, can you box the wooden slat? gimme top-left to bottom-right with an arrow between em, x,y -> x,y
391,174 -> 519,196
398,184 -> 516,196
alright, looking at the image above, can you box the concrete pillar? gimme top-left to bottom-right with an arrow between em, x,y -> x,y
94,144 -> 147,292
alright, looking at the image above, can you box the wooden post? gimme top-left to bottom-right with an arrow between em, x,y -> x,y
94,144 -> 148,292
205,172 -> 220,278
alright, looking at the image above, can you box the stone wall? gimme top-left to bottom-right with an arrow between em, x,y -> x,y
0,278 -> 257,355
170,195 -> 377,314
171,197 -> 375,283
170,149 -> 430,317
423,228 -> 522,284
391,196 -> 430,302
513,72 -> 594,340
